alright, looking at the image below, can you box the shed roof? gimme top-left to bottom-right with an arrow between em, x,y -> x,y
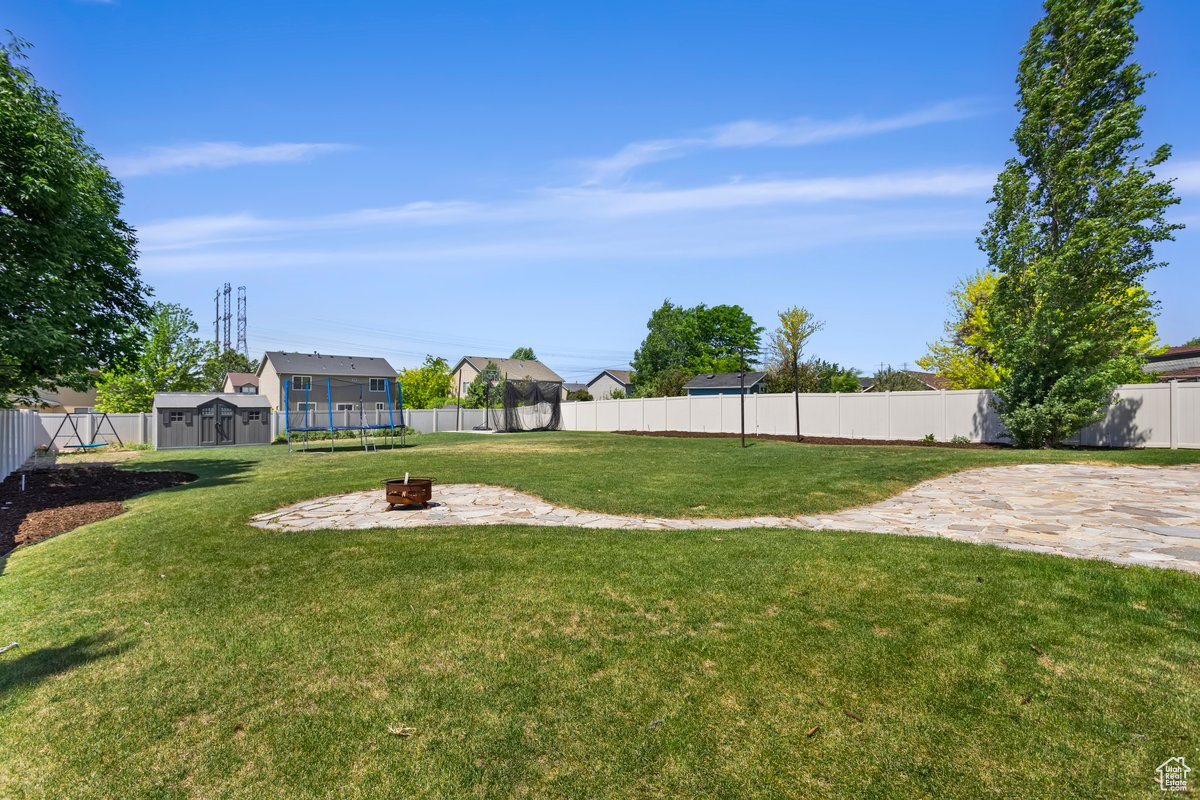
153,392 -> 272,409
683,371 -> 767,390
259,351 -> 397,378
452,356 -> 564,383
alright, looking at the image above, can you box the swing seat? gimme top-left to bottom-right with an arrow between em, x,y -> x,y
62,443 -> 109,449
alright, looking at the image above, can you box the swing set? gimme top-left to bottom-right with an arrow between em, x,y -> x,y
49,411 -> 124,451
283,375 -> 405,452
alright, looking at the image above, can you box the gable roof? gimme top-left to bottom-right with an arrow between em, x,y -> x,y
587,369 -> 633,388
152,392 -> 272,409
225,372 -> 259,387
683,371 -> 767,390
452,356 -> 564,383
563,382 -> 588,393
259,351 -> 397,378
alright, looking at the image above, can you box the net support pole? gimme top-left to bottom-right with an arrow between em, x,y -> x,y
326,377 -> 335,452
284,381 -> 292,451
385,379 -> 396,449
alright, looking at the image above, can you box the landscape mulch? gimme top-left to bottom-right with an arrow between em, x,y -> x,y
0,466 -> 195,555
615,430 -> 1002,449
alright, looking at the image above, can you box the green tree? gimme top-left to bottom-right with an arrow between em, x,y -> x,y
765,306 -> 823,440
202,348 -> 259,392
95,303 -> 210,412
982,0 -> 1181,447
869,366 -> 930,392
398,355 -> 452,409
565,388 -> 593,402
918,271 -> 1003,390
812,359 -> 863,393
631,300 -> 762,395
0,38 -> 149,405
1184,337 -> 1200,347
510,347 -> 537,361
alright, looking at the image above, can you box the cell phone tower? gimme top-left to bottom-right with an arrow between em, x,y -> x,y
213,288 -> 221,345
222,283 -> 232,352
236,286 -> 248,357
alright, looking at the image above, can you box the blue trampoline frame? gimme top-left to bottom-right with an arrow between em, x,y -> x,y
283,375 -> 405,452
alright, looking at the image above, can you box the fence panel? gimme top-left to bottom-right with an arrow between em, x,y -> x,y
0,409 -> 39,482
644,398 -> 667,431
1177,383 -> 1200,449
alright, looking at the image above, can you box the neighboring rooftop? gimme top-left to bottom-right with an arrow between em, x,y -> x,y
588,369 -> 633,386
152,392 -> 272,408
259,352 -> 397,377
683,371 -> 767,390
862,370 -> 951,391
454,356 -> 564,383
563,382 -> 588,394
225,372 -> 259,386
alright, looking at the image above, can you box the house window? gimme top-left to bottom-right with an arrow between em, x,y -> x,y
292,375 -> 312,391
240,385 -> 257,394
369,378 -> 387,392
297,402 -> 316,412
336,403 -> 354,411
168,411 -> 185,423
375,402 -> 386,411
246,411 -> 261,422
201,407 -> 214,417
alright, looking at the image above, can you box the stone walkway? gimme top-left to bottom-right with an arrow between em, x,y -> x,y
250,464 -> 1200,573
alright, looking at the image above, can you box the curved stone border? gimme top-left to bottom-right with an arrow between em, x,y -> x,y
250,464 -> 1200,573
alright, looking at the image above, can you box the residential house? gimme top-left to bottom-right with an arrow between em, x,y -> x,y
684,372 -> 767,396
861,370 -> 951,392
450,356 -> 564,399
256,351 -> 399,413
587,369 -> 635,400
223,372 -> 259,394
15,383 -> 99,413
1144,345 -> 1200,382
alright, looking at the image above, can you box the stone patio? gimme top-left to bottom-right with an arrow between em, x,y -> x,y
250,464 -> 1200,573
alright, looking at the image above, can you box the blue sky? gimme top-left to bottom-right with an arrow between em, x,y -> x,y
9,0 -> 1199,381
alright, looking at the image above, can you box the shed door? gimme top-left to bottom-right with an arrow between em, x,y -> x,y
214,403 -> 235,445
199,406 -> 216,444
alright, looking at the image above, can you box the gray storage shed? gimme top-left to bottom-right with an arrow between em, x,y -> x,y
152,392 -> 273,450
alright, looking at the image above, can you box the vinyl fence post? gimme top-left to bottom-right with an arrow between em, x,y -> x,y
886,391 -> 892,441
941,390 -> 948,443
1170,380 -> 1179,450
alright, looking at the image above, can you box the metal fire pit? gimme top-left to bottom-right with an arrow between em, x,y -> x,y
384,477 -> 433,509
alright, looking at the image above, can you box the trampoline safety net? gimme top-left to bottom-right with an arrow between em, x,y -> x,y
494,379 -> 562,432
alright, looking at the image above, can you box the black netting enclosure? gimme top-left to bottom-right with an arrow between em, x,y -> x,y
493,379 -> 562,432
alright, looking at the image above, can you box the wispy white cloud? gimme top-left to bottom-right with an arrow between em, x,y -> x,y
137,167 -> 994,252
1170,159 -> 1200,193
581,101 -> 984,184
109,141 -> 350,177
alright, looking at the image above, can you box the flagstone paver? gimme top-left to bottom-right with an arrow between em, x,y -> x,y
250,464 -> 1200,573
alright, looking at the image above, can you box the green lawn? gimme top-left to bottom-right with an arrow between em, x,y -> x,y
1,433 -> 1198,798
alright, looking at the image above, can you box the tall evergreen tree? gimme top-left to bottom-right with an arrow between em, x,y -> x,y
982,0 -> 1181,447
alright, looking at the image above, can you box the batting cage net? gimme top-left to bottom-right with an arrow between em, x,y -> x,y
493,379 -> 562,432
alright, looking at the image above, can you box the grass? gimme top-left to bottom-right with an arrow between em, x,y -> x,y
0,432 -> 1197,798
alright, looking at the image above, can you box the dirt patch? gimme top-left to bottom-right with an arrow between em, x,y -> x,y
615,430 -> 1002,449
0,466 -> 195,555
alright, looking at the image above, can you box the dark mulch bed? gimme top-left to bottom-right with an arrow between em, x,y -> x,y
615,430 -> 1004,449
0,466 -> 195,555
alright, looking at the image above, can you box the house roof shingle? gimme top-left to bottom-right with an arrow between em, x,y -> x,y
454,356 -> 564,383
587,369 -> 633,388
259,351 -> 397,378
683,371 -> 767,390
225,372 -> 259,387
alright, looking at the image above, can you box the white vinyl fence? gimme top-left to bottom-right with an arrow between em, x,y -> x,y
10,381 -> 1196,459
560,382 -> 1200,449
1,409 -> 40,482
